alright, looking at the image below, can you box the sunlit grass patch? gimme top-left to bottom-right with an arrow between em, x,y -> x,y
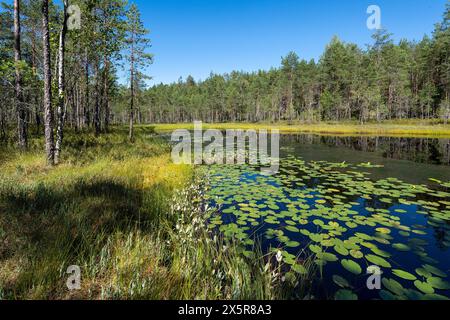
0,128 -> 188,299
0,127 -> 286,300
150,121 -> 450,138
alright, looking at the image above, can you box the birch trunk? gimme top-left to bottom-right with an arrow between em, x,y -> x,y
42,0 -> 55,165
55,0 -> 69,164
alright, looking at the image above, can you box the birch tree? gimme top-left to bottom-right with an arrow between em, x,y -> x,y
42,0 -> 54,165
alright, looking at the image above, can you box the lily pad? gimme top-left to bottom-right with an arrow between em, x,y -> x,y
317,252 -> 338,262
392,243 -> 411,252
423,264 -> 447,278
341,259 -> 362,275
427,277 -> 450,290
334,245 -> 349,256
291,264 -> 308,275
382,278 -> 405,296
335,289 -> 358,300
392,269 -> 417,281
366,254 -> 392,268
414,280 -> 435,294
333,275 -> 351,288
349,250 -> 364,259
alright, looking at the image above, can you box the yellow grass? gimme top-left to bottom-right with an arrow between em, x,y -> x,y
147,121 -> 450,138
0,128 -> 285,300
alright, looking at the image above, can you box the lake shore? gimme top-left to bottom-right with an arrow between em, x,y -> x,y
0,127 -> 281,300
148,121 -> 450,138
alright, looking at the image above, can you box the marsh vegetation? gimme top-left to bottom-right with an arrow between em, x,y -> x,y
0,127 -> 291,300
1,0 -> 450,301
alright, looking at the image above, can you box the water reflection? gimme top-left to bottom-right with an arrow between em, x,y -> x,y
281,135 -> 450,166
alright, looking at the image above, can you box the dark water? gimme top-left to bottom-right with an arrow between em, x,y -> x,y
279,134 -> 450,184
203,134 -> 450,300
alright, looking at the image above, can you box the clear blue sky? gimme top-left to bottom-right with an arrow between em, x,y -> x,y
4,0 -> 447,85
134,0 -> 447,86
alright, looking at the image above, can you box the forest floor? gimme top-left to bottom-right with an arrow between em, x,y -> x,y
150,119 -> 450,137
0,127 -> 288,300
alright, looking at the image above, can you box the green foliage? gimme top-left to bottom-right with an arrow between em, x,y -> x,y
115,6 -> 450,124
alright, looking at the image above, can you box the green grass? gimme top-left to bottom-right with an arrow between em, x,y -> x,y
148,119 -> 450,138
0,127 -> 298,300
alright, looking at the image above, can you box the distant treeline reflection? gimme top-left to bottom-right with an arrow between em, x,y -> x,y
282,135 -> 450,166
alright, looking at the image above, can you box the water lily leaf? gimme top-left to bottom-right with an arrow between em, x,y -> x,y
335,289 -> 358,300
382,278 -> 405,296
421,256 -> 439,264
309,244 -> 322,254
376,227 -> 391,234
403,289 -> 424,300
341,259 -> 362,275
317,252 -> 338,262
416,268 -> 433,279
334,245 -> 349,256
362,242 -> 379,251
370,247 -> 391,258
392,269 -> 417,281
285,225 -> 299,233
414,280 -> 435,294
379,290 -> 399,300
300,229 -> 311,236
291,264 -> 307,275
423,264 -> 447,278
346,222 -> 358,229
333,275 -> 351,288
309,233 -> 323,242
313,219 -> 324,226
285,241 -> 301,248
349,250 -> 364,259
366,254 -> 391,268
427,277 -> 450,290
321,239 -> 335,247
355,233 -> 373,241
392,243 -> 411,252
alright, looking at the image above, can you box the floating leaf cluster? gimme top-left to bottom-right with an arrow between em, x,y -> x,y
204,156 -> 450,300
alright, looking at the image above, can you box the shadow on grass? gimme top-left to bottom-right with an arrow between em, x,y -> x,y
0,175 -> 171,299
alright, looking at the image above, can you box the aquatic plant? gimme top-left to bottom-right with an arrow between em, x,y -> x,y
205,155 -> 450,300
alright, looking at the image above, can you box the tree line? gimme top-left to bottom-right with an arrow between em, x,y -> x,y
129,4 -> 449,124
1,2 -> 449,165
0,0 -> 152,164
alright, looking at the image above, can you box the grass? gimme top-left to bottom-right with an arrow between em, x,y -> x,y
0,126 -> 300,300
148,119 -> 450,138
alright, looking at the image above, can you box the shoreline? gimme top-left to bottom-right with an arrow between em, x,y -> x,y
147,122 -> 450,138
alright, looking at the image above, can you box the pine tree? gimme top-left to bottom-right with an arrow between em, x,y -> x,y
125,3 -> 152,141
14,0 -> 27,148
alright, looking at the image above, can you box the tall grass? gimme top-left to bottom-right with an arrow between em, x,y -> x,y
0,127 -> 302,300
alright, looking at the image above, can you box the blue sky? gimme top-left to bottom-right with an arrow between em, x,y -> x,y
6,0 -> 445,85
134,0 -> 447,86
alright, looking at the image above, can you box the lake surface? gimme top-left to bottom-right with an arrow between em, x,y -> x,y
202,134 -> 450,300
